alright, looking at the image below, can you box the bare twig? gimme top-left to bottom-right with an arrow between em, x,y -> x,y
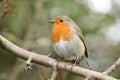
41,72 -> 47,80
48,66 -> 58,80
23,55 -> 33,71
86,60 -> 92,70
103,58 -> 120,75
0,35 -> 118,80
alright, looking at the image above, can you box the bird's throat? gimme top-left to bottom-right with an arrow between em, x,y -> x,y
52,23 -> 73,43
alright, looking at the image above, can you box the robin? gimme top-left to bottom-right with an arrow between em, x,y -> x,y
49,15 -> 88,64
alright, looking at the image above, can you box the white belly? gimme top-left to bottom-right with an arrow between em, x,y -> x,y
53,35 -> 85,60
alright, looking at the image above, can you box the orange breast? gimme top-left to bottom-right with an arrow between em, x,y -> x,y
52,23 -> 73,43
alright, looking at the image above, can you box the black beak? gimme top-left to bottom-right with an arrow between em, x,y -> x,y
49,20 -> 54,23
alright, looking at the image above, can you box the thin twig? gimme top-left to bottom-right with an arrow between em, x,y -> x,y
86,61 -> 92,70
48,66 -> 58,80
103,58 -> 120,75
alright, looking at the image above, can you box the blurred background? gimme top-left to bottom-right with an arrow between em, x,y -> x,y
0,0 -> 120,80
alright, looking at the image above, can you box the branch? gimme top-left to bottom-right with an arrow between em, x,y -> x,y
103,58 -> 120,75
48,67 -> 58,80
0,35 -> 118,80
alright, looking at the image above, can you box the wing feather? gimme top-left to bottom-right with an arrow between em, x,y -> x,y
75,26 -> 88,57
71,24 -> 88,58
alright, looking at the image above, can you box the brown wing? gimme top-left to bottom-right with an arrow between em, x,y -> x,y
78,34 -> 88,58
74,26 -> 88,58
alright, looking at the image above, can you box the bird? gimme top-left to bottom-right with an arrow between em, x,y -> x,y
49,15 -> 88,64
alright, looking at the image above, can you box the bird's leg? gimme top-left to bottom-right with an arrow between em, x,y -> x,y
73,56 -> 83,65
74,56 -> 80,65
56,57 -> 64,68
23,55 -> 33,72
70,56 -> 83,70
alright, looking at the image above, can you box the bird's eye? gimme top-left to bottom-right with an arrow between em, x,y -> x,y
60,19 -> 63,22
